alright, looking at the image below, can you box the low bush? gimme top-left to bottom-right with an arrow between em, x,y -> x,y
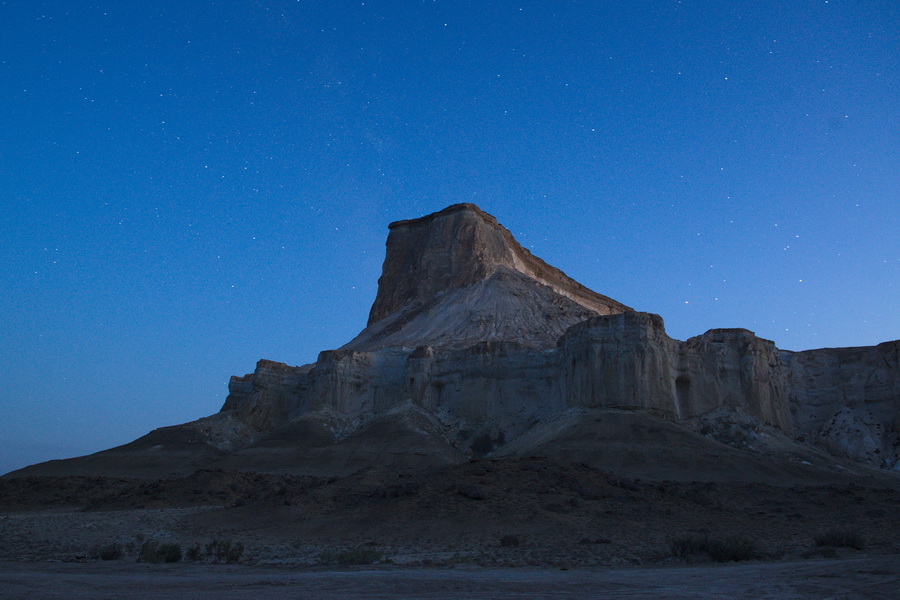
671,535 -> 759,563
185,544 -> 203,562
205,539 -> 244,564
802,546 -> 838,559
139,540 -> 182,563
319,546 -> 384,565
89,542 -> 123,561
814,530 -> 865,550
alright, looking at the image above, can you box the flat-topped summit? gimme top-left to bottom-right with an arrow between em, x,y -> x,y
386,202 -> 498,230
358,204 -> 631,350
369,203 -> 630,325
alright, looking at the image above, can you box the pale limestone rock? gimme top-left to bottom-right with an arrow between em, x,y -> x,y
782,342 -> 900,470
13,204 -> 897,479
219,204 -> 897,473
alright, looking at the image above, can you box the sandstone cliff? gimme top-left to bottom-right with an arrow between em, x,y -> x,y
218,204 -> 897,474
344,203 -> 630,352
366,203 -> 631,326
8,204 -> 898,480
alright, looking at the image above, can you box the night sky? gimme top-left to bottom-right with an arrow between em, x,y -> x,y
1,1 -> 897,475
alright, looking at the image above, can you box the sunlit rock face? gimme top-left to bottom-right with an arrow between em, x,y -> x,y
365,203 -> 631,328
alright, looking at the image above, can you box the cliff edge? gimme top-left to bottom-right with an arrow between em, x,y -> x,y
345,203 -> 632,351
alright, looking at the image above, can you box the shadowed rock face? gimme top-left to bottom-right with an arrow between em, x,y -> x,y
7,204 -> 898,480
782,341 -> 900,469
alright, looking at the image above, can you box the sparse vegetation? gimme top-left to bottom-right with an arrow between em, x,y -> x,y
814,529 -> 865,550
671,535 -> 759,562
138,540 -> 182,563
185,543 -> 203,562
121,537 -> 243,563
205,539 -> 244,564
319,546 -> 385,565
89,542 -> 123,561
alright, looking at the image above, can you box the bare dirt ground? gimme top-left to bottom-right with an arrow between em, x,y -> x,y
1,556 -> 899,600
2,457 -> 899,598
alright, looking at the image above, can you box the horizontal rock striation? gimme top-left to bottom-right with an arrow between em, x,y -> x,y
224,311 -> 802,455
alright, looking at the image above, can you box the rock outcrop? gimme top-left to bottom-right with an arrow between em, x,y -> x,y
223,311 -> 800,459
366,203 -> 631,327
8,203 -> 898,480
782,342 -> 900,469
218,204 -> 897,473
344,204 -> 631,352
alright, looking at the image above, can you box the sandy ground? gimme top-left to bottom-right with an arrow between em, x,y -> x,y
1,556 -> 899,599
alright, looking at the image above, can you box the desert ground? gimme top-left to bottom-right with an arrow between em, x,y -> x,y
2,456 -> 899,598
2,556 -> 899,600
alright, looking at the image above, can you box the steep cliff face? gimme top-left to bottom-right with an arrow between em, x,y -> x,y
678,329 -> 790,431
223,311 -> 799,457
218,204 -> 897,474
365,203 -> 630,326
554,315 -> 790,430
782,342 -> 899,470
221,359 -> 313,432
10,204 -> 897,480
559,312 -> 679,417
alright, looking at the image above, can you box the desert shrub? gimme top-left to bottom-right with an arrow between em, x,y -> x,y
671,535 -> 759,562
185,544 -> 202,562
139,540 -> 182,563
90,542 -> 123,561
319,546 -> 384,565
138,540 -> 160,562
205,539 -> 244,564
158,543 -> 183,563
814,529 -> 865,550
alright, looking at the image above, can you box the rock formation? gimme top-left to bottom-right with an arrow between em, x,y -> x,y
8,203 -> 899,480
783,342 -> 899,468
219,204 -> 899,473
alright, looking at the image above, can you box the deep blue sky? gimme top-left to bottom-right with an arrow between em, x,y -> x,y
1,1 -> 897,475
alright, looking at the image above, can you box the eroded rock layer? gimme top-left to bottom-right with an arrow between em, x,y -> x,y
219,204 -> 897,473
223,312 -> 803,455
783,342 -> 899,469
8,203 -> 898,480
366,204 -> 631,325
